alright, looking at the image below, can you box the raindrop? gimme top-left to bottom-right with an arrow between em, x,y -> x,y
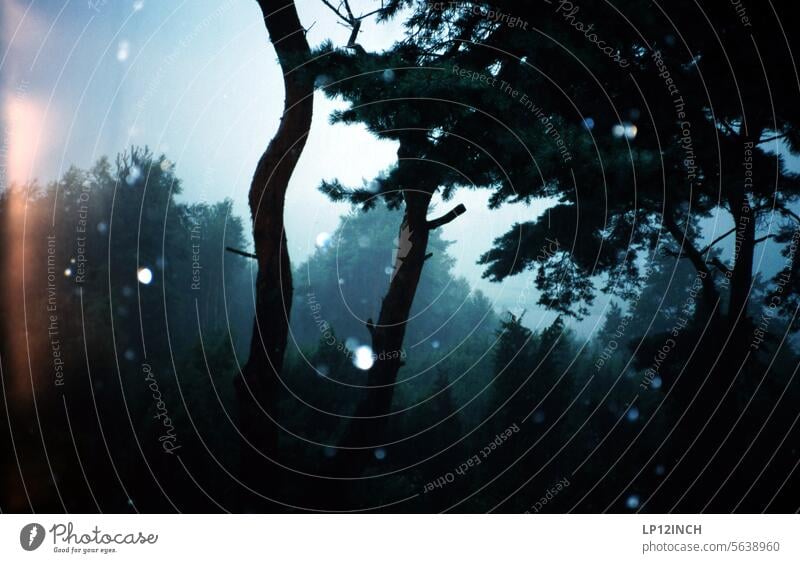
431,340 -> 440,349
117,40 -> 130,62
315,232 -> 331,248
64,268 -> 72,277
97,222 -> 108,234
583,117 -> 595,130
613,122 -> 637,140
126,165 -> 141,185
374,448 -> 387,460
533,410 -> 546,424
626,494 -> 640,509
123,349 -> 136,361
382,69 -> 395,82
651,376 -> 663,389
137,267 -> 153,284
626,406 -> 640,422
133,0 -> 144,11
353,345 -> 375,370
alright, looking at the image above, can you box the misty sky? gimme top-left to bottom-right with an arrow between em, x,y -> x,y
2,0 -> 795,338
0,0 -> 562,333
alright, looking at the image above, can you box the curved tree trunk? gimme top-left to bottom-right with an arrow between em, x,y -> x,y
236,0 -> 314,492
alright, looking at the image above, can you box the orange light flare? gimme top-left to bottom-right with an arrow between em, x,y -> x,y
2,92 -> 52,400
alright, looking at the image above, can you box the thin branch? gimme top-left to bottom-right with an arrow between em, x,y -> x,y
342,0 -> 355,21
709,257 -> 731,275
718,120 -> 736,137
226,246 -> 257,259
755,234 -> 778,244
358,6 -> 387,20
662,213 -> 713,279
319,0 -> 351,25
426,203 -> 466,230
756,133 -> 787,145
699,227 -> 736,255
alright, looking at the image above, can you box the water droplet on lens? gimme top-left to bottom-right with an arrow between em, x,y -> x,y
353,345 -> 374,370
315,232 -> 331,248
117,41 -> 130,62
137,267 -> 153,284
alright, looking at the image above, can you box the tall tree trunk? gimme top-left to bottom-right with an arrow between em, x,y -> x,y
727,191 -> 756,322
340,190 -> 432,452
725,124 -> 764,356
330,185 -> 465,477
236,0 -> 313,492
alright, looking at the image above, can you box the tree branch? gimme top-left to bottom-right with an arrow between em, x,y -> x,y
346,18 -> 361,47
709,257 -> 731,275
319,0 -> 351,25
775,204 -> 800,225
426,203 -> 466,230
226,246 -> 257,259
319,0 -> 386,51
756,133 -> 787,145
718,120 -> 736,137
755,234 -> 778,244
662,214 -> 713,279
699,227 -> 736,256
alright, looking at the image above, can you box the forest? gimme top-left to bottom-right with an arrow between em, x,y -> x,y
1,0 -> 799,513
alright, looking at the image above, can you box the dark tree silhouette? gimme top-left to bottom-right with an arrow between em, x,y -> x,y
237,0 -> 315,488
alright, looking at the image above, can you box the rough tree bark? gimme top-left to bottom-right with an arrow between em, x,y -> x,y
236,0 -> 314,490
